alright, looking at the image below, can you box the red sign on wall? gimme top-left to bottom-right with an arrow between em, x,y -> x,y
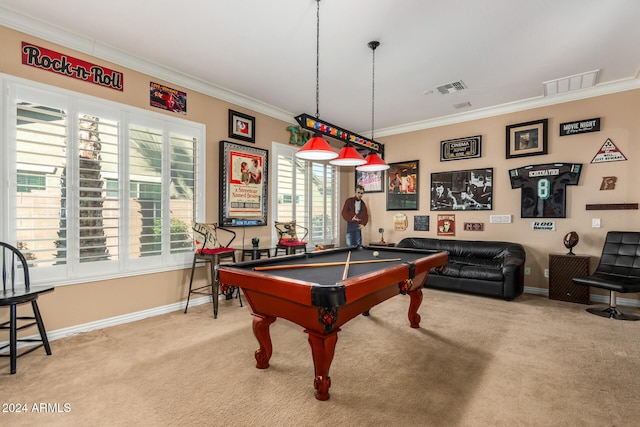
21,42 -> 124,91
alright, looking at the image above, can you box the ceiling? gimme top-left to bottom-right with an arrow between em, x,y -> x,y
2,0 -> 639,138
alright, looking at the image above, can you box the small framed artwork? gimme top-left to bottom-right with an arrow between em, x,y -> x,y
228,110 -> 255,143
386,160 -> 419,211
506,118 -> 548,159
355,169 -> 385,193
437,214 -> 456,236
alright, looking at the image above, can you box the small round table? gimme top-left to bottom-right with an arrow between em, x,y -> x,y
242,246 -> 273,261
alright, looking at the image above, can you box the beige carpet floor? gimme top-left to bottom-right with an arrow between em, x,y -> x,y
2,290 -> 639,427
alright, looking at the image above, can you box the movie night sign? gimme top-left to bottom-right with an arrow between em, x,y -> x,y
22,42 -> 123,91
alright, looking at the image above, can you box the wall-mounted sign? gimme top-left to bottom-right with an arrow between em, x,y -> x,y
440,135 -> 482,161
150,82 -> 186,114
591,138 -> 627,163
21,41 -> 124,91
414,215 -> 429,231
393,213 -> 408,231
559,118 -> 600,136
464,222 -> 484,231
600,176 -> 617,190
437,214 -> 456,236
531,221 -> 556,231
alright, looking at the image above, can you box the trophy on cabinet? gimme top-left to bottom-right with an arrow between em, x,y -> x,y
563,231 -> 579,255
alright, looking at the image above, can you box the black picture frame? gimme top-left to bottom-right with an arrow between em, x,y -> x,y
355,169 -> 385,193
440,135 -> 482,161
219,140 -> 268,227
386,160 -> 419,211
506,119 -> 548,159
228,110 -> 255,143
430,168 -> 493,211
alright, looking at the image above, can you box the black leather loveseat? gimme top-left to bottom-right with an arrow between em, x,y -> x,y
397,237 -> 526,300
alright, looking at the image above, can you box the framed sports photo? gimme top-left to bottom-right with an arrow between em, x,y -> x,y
506,119 -> 548,159
228,110 -> 255,143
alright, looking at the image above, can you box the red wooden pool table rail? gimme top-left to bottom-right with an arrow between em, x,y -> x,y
218,248 -> 447,400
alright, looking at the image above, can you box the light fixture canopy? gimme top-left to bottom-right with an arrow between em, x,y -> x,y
356,40 -> 389,172
295,0 -> 337,161
330,144 -> 366,166
296,133 -> 338,160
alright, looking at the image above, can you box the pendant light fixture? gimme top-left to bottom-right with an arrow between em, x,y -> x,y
357,41 -> 389,172
295,0 -> 338,161
330,144 -> 366,166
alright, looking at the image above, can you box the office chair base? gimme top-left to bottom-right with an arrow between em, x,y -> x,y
586,306 -> 640,321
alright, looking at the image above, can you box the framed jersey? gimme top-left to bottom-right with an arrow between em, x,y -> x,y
509,163 -> 582,218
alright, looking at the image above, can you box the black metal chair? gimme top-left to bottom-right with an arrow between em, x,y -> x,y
184,223 -> 241,318
572,231 -> 640,320
274,220 -> 308,256
1,242 -> 55,374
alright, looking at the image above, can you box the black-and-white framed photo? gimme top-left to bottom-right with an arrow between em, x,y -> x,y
228,110 -> 255,143
219,140 -> 268,226
355,169 -> 384,193
386,160 -> 419,210
430,168 -> 493,211
506,119 -> 548,159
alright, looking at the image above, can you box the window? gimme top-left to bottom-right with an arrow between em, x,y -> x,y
272,142 -> 339,246
1,78 -> 204,285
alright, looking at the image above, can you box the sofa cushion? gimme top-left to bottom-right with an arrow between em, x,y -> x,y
435,262 -> 504,281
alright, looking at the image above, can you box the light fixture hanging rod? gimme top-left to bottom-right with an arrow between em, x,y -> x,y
315,0 -> 321,119
368,41 -> 379,140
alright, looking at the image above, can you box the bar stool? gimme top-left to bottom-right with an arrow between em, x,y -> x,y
274,220 -> 308,256
184,223 -> 241,318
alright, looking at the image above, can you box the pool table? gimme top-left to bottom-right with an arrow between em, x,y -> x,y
217,246 -> 448,400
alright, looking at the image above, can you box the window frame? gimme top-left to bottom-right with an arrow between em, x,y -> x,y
0,74 -> 206,287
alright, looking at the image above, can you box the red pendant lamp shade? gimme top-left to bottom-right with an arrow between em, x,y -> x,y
295,133 -> 338,160
330,145 -> 366,166
356,152 -> 389,171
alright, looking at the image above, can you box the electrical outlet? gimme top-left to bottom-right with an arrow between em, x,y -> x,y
544,269 -> 549,278
592,218 -> 601,228
524,267 -> 531,275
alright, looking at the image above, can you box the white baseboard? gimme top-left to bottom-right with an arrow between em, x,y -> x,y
0,296 -> 213,353
524,286 -> 640,308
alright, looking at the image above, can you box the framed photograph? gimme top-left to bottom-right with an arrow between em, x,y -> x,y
440,135 -> 482,161
386,160 -> 419,211
228,110 -> 255,143
431,168 -> 493,211
506,119 -> 548,159
355,169 -> 384,193
219,140 -> 268,227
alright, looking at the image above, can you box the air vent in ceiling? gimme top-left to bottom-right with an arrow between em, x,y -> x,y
453,101 -> 472,109
543,70 -> 599,96
437,80 -> 467,95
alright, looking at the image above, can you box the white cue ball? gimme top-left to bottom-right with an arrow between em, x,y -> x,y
373,251 -> 380,257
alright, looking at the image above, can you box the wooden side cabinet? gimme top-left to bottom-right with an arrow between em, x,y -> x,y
548,254 -> 590,304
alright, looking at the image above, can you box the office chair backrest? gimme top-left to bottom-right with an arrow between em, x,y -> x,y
596,231 -> 640,278
1,241 -> 30,292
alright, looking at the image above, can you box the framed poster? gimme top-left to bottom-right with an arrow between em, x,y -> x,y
386,160 -> 419,211
355,169 -> 384,193
506,118 -> 548,159
228,110 -> 255,143
437,214 -> 456,236
431,168 -> 493,211
440,135 -> 481,161
219,141 -> 268,227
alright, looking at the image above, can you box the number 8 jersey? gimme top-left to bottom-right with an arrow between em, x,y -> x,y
509,163 -> 582,218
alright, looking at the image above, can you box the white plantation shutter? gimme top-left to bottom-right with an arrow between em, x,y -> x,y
3,78 -> 203,285
272,143 -> 339,246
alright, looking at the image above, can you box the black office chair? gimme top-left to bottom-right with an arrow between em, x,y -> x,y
572,231 -> 640,320
1,242 -> 55,374
184,223 -> 241,318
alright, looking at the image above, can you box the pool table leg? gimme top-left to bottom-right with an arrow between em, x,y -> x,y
252,314 -> 276,369
306,328 -> 340,401
407,288 -> 423,328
